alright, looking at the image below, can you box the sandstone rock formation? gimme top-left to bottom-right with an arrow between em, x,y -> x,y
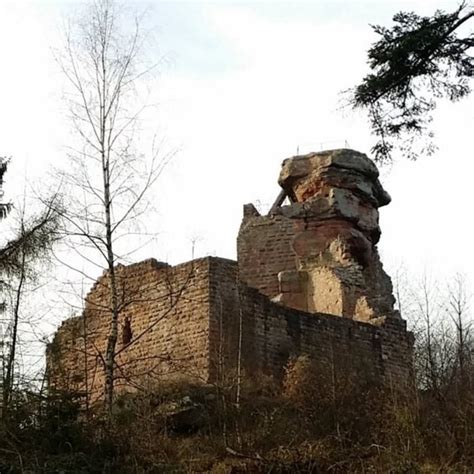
238,149 -> 398,323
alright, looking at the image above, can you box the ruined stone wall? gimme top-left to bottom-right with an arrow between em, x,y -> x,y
207,258 -> 413,386
48,148 -> 414,400
48,258 -> 213,403
237,210 -> 296,299
48,256 -> 413,399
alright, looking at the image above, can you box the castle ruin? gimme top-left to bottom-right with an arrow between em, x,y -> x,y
47,149 -> 413,402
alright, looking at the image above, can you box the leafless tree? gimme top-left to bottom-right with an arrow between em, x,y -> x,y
54,0 -> 171,414
446,273 -> 472,389
400,269 -> 473,404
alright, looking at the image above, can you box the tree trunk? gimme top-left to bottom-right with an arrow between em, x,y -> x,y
102,142 -> 120,414
3,250 -> 26,415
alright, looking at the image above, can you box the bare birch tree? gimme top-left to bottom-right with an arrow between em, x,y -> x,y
55,0 -> 168,414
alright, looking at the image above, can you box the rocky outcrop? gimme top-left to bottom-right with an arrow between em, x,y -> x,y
238,149 -> 398,323
277,149 -> 390,239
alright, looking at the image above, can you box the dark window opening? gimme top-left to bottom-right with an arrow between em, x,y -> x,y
122,316 -> 132,345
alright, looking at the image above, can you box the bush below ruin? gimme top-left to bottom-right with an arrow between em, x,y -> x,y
1,355 -> 473,473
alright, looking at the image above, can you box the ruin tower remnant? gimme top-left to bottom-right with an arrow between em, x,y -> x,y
238,149 -> 397,323
48,148 -> 413,400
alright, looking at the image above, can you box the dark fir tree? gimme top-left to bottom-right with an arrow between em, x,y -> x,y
0,158 -> 11,220
0,159 -> 60,416
351,2 -> 473,163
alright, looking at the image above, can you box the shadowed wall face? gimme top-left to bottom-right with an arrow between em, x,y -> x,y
238,149 -> 397,323
206,258 -> 412,387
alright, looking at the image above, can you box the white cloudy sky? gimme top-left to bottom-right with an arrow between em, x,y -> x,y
0,0 -> 472,339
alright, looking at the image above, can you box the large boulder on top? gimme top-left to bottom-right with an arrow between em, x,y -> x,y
278,149 -> 391,208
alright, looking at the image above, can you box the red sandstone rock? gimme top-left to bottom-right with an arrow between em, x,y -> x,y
238,148 -> 398,322
278,149 -> 390,208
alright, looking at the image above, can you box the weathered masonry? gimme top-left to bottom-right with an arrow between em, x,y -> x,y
48,149 -> 413,402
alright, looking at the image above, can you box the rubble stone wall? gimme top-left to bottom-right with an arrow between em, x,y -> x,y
47,258 -> 212,403
237,212 -> 296,300
207,258 -> 412,386
48,256 -> 413,399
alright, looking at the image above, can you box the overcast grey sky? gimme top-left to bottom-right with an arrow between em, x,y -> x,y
0,0 -> 472,314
